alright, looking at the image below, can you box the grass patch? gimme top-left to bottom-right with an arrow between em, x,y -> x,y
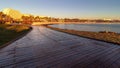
46,26 -> 120,45
0,24 -> 31,46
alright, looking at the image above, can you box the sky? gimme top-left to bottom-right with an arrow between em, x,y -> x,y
0,0 -> 120,19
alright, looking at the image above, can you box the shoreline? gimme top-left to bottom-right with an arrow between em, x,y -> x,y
32,22 -> 120,25
46,25 -> 120,45
59,22 -> 120,24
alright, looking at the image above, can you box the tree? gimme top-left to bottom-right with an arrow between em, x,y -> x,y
34,16 -> 40,22
0,12 -> 7,24
21,15 -> 33,25
0,12 -> 3,23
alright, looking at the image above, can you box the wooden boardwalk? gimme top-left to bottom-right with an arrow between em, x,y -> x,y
0,26 -> 120,68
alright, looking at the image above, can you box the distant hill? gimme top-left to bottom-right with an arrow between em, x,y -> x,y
2,8 -> 22,19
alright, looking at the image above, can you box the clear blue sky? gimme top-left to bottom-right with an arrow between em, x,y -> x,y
0,0 -> 120,19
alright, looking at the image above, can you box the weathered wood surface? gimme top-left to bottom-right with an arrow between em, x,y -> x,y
0,26 -> 120,68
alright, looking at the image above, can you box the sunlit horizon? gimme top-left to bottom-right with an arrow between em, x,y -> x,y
0,0 -> 120,19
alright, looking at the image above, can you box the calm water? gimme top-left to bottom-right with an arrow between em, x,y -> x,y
50,23 -> 120,33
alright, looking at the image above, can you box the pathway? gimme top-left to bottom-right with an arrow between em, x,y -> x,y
0,26 -> 120,68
